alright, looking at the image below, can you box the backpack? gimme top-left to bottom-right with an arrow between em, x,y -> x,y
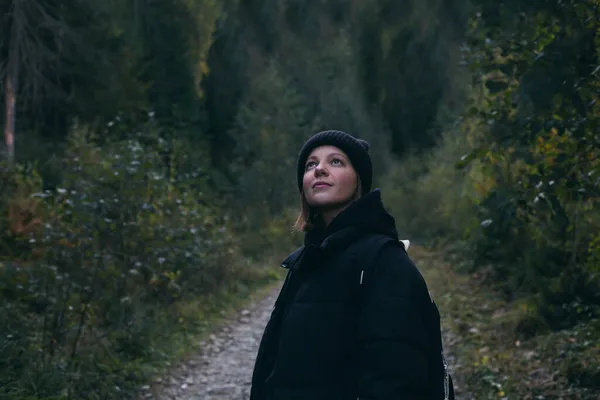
352,234 -> 455,400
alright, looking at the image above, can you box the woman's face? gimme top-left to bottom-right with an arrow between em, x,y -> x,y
302,145 -> 359,211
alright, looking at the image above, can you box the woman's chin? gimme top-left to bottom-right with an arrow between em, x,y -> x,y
307,200 -> 331,209
307,196 -> 347,210
307,194 -> 334,207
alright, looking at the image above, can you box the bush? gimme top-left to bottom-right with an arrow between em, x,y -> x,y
381,126 -> 479,247
0,122 -> 272,399
468,137 -> 600,329
381,113 -> 600,329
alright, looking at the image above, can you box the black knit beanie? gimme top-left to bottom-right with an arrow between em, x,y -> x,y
296,130 -> 372,194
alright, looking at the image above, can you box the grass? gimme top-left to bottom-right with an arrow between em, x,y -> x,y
0,261 -> 284,400
411,245 -> 600,400
136,276 -> 285,398
130,266 -> 284,398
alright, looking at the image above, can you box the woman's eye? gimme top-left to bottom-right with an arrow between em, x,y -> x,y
331,158 -> 343,165
306,161 -> 317,170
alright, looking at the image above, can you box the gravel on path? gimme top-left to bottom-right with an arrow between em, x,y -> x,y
139,285 -> 280,400
139,281 -> 466,400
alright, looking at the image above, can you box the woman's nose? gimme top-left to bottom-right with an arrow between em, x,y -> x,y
315,165 -> 328,176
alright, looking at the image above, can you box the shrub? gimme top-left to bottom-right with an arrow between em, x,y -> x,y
0,122 -> 270,399
382,112 -> 600,329
381,127 -> 480,247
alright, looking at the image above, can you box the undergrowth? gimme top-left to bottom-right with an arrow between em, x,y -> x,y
412,245 -> 600,400
0,122 -> 287,400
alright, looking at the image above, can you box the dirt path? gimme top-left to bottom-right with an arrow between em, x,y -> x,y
139,273 -> 464,400
140,286 -> 280,400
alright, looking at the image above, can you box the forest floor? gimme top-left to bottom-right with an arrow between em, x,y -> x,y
137,283 -> 281,400
140,246 -> 599,400
412,246 -> 599,400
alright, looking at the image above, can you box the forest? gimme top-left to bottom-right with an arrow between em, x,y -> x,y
1,0 -> 598,399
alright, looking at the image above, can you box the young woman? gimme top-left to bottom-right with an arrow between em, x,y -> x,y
250,130 -> 453,400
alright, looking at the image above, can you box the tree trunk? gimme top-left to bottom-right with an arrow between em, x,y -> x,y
3,0 -> 22,167
4,71 -> 16,166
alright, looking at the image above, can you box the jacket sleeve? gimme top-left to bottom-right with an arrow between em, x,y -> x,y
356,242 -> 431,400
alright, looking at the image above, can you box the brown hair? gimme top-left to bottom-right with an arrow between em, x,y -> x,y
292,194 -> 317,233
292,179 -> 363,233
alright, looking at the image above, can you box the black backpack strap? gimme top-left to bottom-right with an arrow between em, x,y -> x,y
421,274 -> 455,400
350,237 -> 455,400
356,235 -> 406,295
345,235 -> 405,306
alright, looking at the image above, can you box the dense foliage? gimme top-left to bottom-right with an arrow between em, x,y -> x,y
0,121 -> 275,398
1,0 -> 598,398
382,0 -> 599,374
464,0 -> 600,328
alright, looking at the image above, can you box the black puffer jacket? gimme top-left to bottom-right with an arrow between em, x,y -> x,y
250,189 -> 449,400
